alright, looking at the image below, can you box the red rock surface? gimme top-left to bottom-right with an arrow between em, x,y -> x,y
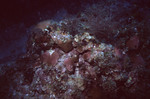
41,50 -> 59,65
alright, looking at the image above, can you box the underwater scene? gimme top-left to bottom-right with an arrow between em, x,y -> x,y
0,0 -> 150,99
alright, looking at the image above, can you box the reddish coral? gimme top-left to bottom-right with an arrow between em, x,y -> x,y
76,46 -> 84,53
50,32 -> 73,52
59,40 -> 73,53
126,35 -> 139,49
83,51 -> 91,61
87,66 -> 96,77
114,47 -> 123,58
64,57 -> 78,71
64,58 -> 73,71
70,48 -> 79,55
36,20 -> 51,31
41,50 -> 59,65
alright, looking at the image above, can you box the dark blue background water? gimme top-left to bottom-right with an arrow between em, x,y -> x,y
0,0 -> 84,64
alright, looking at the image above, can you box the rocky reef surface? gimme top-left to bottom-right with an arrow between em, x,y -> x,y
0,0 -> 150,99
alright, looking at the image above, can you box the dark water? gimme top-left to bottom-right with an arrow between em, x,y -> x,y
0,0 -> 86,64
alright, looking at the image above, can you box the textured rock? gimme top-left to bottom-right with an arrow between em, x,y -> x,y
41,49 -> 59,65
50,31 -> 73,52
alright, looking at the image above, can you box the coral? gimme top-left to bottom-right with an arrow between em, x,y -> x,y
114,47 -> 123,59
64,56 -> 77,72
11,24 -> 147,98
35,20 -> 55,31
5,1 -> 150,99
41,49 -> 60,66
50,30 -> 73,52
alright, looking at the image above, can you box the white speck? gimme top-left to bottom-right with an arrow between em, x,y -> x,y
74,38 -> 79,42
123,51 -> 126,54
100,52 -> 104,57
48,50 -> 55,55
44,28 -> 49,32
56,75 -> 59,79
25,94 -> 29,96
53,36 -> 56,38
